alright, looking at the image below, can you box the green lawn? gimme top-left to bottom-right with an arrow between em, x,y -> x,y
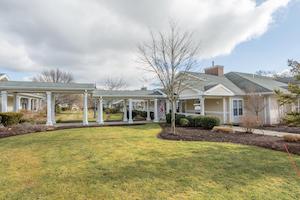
0,124 -> 299,199
56,110 -> 123,122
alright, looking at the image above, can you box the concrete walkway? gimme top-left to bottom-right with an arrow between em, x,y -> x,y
228,126 -> 299,137
54,120 -> 154,129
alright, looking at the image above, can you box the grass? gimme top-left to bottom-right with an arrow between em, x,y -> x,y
55,110 -> 123,123
0,124 -> 299,199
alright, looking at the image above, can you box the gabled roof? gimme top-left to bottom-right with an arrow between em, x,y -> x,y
185,72 -> 245,95
0,81 -> 95,92
225,72 -> 289,93
93,89 -> 166,98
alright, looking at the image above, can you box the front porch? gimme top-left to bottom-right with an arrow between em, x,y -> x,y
178,96 -> 244,124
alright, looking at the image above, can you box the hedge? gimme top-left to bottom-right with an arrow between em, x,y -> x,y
166,113 -> 186,125
0,112 -> 24,126
126,110 -> 154,120
179,118 -> 190,127
200,116 -> 220,129
166,114 -> 220,130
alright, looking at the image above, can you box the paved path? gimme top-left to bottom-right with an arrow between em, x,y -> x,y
54,120 -> 154,128
228,126 -> 299,137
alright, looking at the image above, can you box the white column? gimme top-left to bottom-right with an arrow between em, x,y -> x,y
51,95 -> 56,124
83,91 -> 88,125
97,97 -> 104,124
128,98 -> 133,123
223,97 -> 227,124
166,100 -> 170,114
229,97 -> 233,123
123,100 -> 128,122
1,91 -> 8,112
146,100 -> 151,121
200,97 -> 205,116
46,92 -> 53,126
264,97 -> 267,124
154,99 -> 159,122
267,96 -> 271,125
27,98 -> 32,111
13,93 -> 20,112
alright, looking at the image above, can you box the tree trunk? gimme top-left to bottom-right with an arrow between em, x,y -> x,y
171,100 -> 176,134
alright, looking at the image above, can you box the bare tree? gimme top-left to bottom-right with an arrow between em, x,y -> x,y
103,77 -> 128,90
244,92 -> 266,122
32,68 -> 74,83
137,22 -> 200,134
32,68 -> 78,111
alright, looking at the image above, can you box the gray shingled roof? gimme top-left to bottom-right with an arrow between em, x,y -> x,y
186,72 -> 245,95
0,81 -> 95,92
225,72 -> 289,93
93,89 -> 166,98
275,77 -> 300,84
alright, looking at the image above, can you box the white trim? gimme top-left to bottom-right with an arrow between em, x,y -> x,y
204,84 -> 235,96
223,97 -> 227,124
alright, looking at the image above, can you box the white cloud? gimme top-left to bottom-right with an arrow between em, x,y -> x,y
0,0 -> 290,88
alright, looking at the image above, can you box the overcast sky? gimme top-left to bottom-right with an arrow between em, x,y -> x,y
0,0 -> 298,88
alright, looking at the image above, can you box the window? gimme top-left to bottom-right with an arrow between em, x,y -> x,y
233,99 -> 243,116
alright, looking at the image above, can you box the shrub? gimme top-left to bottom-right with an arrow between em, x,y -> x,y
179,118 -> 190,127
283,135 -> 300,143
212,126 -> 235,133
0,112 -> 23,126
186,116 -> 196,127
240,115 -> 263,133
200,116 -> 220,129
126,110 -> 154,120
194,116 -> 204,127
175,114 -> 186,125
105,108 -> 119,114
282,112 -> 300,126
166,113 -> 186,125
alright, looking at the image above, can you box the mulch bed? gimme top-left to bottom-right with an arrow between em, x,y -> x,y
260,126 -> 300,134
159,126 -> 300,155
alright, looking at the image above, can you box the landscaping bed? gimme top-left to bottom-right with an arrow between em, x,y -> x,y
260,125 -> 300,134
159,125 -> 300,155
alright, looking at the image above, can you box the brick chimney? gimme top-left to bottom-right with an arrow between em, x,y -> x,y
204,65 -> 224,76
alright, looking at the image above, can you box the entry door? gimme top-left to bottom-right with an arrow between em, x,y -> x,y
233,99 -> 243,123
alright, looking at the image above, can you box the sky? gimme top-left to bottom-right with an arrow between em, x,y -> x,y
0,0 -> 299,88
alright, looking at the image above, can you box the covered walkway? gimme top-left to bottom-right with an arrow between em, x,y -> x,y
0,81 -> 168,126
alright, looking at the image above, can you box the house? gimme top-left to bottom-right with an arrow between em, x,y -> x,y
0,73 -> 44,112
0,67 -> 297,126
177,65 -> 297,125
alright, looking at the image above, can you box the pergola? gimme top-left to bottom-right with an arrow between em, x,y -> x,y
93,89 -> 168,124
0,81 -> 169,126
0,81 -> 95,126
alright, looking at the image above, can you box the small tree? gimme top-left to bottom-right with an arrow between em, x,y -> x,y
245,92 -> 266,122
137,22 -> 200,134
275,60 -> 300,108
